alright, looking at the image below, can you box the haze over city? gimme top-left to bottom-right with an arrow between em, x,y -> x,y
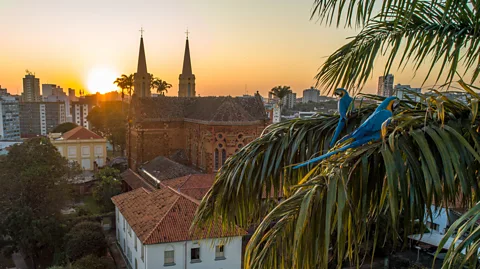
0,0 -> 453,97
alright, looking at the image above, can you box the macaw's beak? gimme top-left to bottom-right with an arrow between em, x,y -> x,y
392,100 -> 399,111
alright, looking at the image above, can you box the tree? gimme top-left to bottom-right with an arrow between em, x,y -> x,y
87,101 -> 127,156
113,74 -> 134,101
93,167 -> 122,212
52,122 -> 78,133
151,77 -> 172,96
65,222 -> 107,262
0,138 -> 78,268
71,255 -> 115,269
269,86 -> 292,112
192,0 -> 480,266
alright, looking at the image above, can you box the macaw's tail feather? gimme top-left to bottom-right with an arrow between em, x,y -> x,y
329,119 -> 346,148
293,133 -> 381,169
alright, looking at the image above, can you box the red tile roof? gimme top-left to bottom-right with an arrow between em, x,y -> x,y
112,185 -> 246,245
62,126 -> 103,140
163,174 -> 215,201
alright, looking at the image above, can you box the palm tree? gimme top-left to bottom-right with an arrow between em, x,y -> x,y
114,74 -> 134,102
151,78 -> 172,96
269,85 -> 292,112
192,1 -> 480,268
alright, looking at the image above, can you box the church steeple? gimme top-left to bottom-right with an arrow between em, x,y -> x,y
178,30 -> 196,97
134,28 -> 151,98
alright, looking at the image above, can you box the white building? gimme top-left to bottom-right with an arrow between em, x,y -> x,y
112,175 -> 245,269
394,84 -> 421,102
302,87 -> 320,103
282,92 -> 297,109
0,96 -> 20,140
71,101 -> 92,129
377,74 -> 394,97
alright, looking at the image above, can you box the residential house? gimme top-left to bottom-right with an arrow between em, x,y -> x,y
49,126 -> 107,170
112,174 -> 245,269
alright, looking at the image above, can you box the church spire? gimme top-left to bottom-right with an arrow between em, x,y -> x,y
182,30 -> 192,75
178,30 -> 196,97
137,28 -> 148,75
134,28 -> 151,98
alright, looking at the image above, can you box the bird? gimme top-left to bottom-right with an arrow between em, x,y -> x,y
329,88 -> 353,148
294,96 -> 398,169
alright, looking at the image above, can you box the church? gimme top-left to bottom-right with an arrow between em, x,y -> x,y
126,32 -> 268,175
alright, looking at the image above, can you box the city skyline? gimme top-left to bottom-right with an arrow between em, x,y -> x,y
0,0 -> 458,97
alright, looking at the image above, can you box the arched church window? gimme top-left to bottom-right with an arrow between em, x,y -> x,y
221,149 -> 226,166
214,149 -> 219,171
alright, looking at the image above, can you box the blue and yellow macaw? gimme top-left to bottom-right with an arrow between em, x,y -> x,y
294,96 -> 398,169
330,88 -> 353,148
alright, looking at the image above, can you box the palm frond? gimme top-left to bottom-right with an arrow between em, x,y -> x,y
315,1 -> 480,94
194,87 -> 480,268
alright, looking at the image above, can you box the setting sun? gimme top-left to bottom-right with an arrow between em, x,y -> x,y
86,67 -> 118,94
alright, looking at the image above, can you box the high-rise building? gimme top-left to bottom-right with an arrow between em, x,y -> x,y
0,86 -> 7,96
394,84 -> 421,102
19,102 -> 66,137
302,87 -> 320,103
0,96 -> 21,140
42,84 -> 56,98
178,33 -> 196,97
70,101 -> 93,129
282,92 -> 297,109
68,88 -> 77,101
134,31 -> 151,98
22,72 -> 41,102
377,74 -> 394,97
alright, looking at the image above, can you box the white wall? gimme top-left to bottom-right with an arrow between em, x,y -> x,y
425,206 -> 450,234
116,209 -> 146,269
146,237 -> 242,269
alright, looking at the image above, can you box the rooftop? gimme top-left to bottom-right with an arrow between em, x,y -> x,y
140,156 -> 200,182
112,182 -> 245,245
133,96 -> 267,123
59,126 -> 104,140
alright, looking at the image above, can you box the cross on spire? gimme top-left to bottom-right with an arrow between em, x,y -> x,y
140,27 -> 145,37
185,28 -> 190,39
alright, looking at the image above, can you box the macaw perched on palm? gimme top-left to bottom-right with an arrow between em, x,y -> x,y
330,88 -> 353,148
294,96 -> 398,169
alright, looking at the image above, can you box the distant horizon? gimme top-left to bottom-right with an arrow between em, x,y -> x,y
0,0 -> 465,98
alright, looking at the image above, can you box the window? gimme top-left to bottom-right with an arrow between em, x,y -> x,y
135,259 -> 138,269
164,250 -> 175,265
426,221 -> 440,231
191,246 -> 201,263
221,149 -> 227,166
127,246 -> 132,262
94,145 -> 103,156
134,238 -> 137,251
214,149 -> 219,171
141,244 -> 145,261
123,218 -> 125,231
81,146 -> 90,157
215,245 -> 225,260
67,146 -> 77,157
128,224 -> 132,236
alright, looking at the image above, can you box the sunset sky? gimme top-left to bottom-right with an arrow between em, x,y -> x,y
0,0 -> 456,97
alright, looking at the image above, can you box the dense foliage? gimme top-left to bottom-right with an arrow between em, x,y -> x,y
65,221 -> 107,262
87,101 -> 127,155
93,167 -> 122,212
0,138 -> 78,268
71,255 -> 115,269
52,122 -> 78,133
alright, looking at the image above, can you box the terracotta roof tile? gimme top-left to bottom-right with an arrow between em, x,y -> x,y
62,126 -> 103,140
163,174 -> 215,200
121,169 -> 156,192
112,185 -> 245,245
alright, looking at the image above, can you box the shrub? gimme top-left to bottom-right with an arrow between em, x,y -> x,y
71,255 -> 115,269
65,222 -> 107,262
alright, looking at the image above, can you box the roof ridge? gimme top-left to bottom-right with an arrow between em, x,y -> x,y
143,193 -> 180,244
207,96 -> 231,122
159,180 -> 201,205
176,174 -> 193,190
